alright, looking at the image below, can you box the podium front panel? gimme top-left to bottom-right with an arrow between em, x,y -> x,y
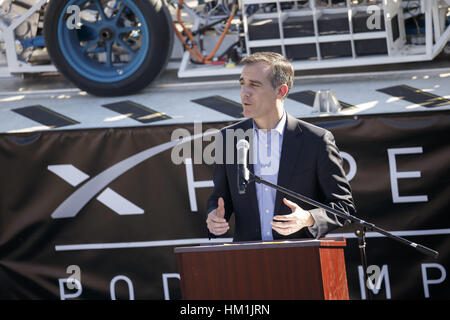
175,238 -> 348,300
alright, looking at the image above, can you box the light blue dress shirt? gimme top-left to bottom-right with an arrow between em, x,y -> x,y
252,112 -> 286,241
252,112 -> 318,240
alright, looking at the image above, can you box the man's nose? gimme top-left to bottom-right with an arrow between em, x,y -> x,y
241,85 -> 250,97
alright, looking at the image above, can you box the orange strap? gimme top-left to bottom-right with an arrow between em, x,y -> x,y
173,0 -> 236,64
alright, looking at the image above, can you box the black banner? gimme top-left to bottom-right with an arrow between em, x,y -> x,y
0,110 -> 449,299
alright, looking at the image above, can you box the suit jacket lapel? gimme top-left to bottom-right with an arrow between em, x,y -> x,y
274,114 -> 304,215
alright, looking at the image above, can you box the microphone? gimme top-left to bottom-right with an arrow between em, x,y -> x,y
237,139 -> 250,194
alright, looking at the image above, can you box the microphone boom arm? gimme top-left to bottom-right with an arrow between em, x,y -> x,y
247,171 -> 439,259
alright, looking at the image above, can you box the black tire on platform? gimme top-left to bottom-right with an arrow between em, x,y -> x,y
43,0 -> 173,96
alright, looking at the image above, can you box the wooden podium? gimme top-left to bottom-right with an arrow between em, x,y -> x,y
174,237 -> 349,300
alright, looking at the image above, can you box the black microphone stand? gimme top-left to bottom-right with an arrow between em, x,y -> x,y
245,171 -> 439,300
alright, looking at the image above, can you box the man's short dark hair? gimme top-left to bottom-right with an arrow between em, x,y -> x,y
240,52 -> 294,95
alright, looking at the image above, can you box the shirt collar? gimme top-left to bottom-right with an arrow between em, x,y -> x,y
252,111 -> 287,136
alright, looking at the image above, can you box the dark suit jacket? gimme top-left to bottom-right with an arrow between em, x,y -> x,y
207,112 -> 356,242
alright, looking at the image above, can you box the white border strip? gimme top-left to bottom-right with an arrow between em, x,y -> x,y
55,237 -> 233,252
1,67 -> 450,96
150,67 -> 450,90
54,228 -> 450,252
326,228 -> 450,239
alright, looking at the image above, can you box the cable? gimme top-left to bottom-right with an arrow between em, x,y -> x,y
173,0 -> 237,65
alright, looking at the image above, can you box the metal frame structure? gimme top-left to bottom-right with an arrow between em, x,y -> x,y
0,0 -> 449,79
0,0 -> 56,76
178,0 -> 450,77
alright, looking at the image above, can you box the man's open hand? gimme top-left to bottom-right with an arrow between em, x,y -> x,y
271,198 -> 315,235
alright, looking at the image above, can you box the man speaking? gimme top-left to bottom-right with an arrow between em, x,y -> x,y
206,52 -> 356,241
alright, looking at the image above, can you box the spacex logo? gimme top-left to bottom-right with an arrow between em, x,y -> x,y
47,131 -> 213,220
48,164 -> 144,216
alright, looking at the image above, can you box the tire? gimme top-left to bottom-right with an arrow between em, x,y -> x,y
44,0 -> 173,96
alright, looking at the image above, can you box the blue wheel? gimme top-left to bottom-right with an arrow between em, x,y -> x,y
44,0 -> 173,96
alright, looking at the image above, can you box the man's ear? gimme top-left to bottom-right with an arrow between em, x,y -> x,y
278,84 -> 289,99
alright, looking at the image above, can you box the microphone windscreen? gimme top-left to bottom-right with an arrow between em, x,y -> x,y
237,139 -> 249,150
